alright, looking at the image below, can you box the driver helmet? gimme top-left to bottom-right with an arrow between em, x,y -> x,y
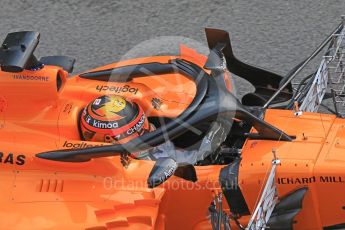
80,95 -> 150,144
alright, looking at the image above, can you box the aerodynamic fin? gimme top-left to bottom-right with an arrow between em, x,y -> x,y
267,187 -> 308,230
204,28 -> 292,91
204,42 -> 226,71
204,28 -> 293,106
219,159 -> 250,215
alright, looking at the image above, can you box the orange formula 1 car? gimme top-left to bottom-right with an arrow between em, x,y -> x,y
1,18 -> 345,230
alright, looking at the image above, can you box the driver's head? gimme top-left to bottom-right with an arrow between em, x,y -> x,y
80,95 -> 150,144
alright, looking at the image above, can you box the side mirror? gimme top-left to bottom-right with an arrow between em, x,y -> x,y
147,157 -> 197,188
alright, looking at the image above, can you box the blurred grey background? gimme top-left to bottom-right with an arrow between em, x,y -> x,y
0,0 -> 344,95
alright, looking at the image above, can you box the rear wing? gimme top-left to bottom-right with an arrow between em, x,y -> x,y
0,31 -> 40,72
0,31 -> 75,73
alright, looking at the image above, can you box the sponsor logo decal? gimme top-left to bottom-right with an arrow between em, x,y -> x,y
157,161 -> 178,184
62,141 -> 104,149
63,103 -> 73,114
163,163 -> 177,178
126,114 -> 145,135
92,120 -> 119,129
96,85 -> 139,94
13,75 -> 49,81
83,111 -> 119,129
0,152 -> 25,165
93,99 -> 102,105
108,113 -> 146,141
151,98 -> 162,110
277,176 -> 345,184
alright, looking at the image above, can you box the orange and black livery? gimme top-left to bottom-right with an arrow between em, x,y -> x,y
1,20 -> 345,230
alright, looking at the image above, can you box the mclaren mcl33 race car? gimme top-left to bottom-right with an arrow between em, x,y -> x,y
2,18 -> 345,230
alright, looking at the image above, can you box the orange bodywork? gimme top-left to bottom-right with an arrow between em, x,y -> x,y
0,45 -> 344,230
0,49 -> 224,230
239,110 -> 345,229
